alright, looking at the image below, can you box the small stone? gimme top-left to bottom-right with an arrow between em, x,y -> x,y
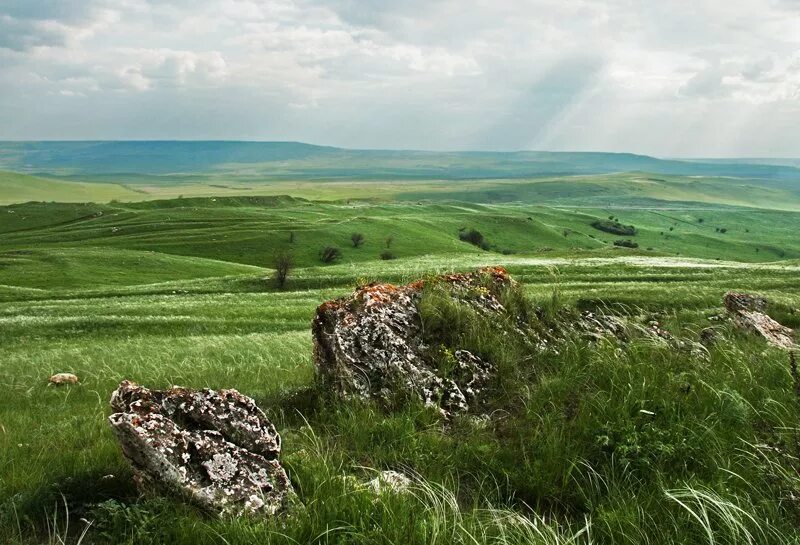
366,470 -> 412,494
49,373 -> 78,385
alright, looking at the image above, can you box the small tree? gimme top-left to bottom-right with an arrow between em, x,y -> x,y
385,235 -> 394,248
320,246 -> 342,263
289,231 -> 296,243
273,251 -> 293,289
351,233 -> 365,248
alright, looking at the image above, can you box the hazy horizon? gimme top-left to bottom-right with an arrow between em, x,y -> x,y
0,139 -> 799,161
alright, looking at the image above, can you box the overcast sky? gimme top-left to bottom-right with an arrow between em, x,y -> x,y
1,0 -> 799,156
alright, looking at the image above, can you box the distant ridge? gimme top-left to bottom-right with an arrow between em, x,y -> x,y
1,141 -> 799,181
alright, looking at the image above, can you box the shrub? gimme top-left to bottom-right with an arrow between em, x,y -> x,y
614,239 -> 639,249
591,220 -> 636,236
351,233 -> 365,248
319,246 -> 342,263
272,250 -> 293,288
459,228 -> 490,250
380,250 -> 396,260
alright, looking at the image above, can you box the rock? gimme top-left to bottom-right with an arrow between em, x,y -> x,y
49,373 -> 78,385
366,470 -> 412,494
108,380 -> 294,518
723,292 -> 796,350
724,292 -> 768,313
312,267 -> 513,416
699,327 -> 718,346
575,310 -> 627,341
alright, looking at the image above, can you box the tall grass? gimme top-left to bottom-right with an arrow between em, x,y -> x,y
2,260 -> 799,544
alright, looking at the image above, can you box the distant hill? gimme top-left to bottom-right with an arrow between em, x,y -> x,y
0,170 -> 142,205
1,141 -> 799,181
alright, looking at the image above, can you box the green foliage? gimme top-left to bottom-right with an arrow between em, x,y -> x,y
351,232 -> 365,248
591,219 -> 637,236
459,228 -> 490,250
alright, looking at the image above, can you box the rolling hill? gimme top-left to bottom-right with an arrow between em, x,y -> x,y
2,141 -> 800,181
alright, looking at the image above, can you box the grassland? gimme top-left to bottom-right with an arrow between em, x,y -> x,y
2,157 -> 800,544
2,254 -> 800,544
0,171 -> 143,205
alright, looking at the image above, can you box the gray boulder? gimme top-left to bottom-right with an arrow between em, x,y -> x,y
312,267 -> 513,416
108,380 -> 294,517
724,291 -> 796,350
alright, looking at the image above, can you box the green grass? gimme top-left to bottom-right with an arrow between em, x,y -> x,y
1,198 -> 799,278
1,256 -> 799,544
1,187 -> 800,544
0,171 -> 142,205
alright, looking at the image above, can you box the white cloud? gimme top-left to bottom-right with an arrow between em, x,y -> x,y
0,0 -> 799,156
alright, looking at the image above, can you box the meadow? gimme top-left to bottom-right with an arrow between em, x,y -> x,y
1,159 -> 800,544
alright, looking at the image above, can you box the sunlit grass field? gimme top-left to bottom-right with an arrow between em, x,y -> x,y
1,191 -> 800,544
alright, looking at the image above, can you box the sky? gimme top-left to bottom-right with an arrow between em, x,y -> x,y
0,0 -> 799,156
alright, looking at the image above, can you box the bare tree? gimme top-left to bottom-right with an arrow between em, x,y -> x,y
351,233 -> 365,248
273,251 -> 293,289
385,234 -> 394,248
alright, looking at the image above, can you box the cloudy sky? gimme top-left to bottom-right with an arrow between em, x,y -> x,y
1,0 -> 799,156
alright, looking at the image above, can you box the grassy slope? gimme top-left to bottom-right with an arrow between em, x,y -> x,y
0,198 -> 798,282
0,171 -> 142,205
2,188 -> 800,543
1,257 -> 799,544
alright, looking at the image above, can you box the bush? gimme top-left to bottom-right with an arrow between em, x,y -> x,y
351,233 -> 365,248
380,250 -> 396,260
614,239 -> 639,249
319,246 -> 342,263
459,228 -> 490,250
591,220 -> 636,236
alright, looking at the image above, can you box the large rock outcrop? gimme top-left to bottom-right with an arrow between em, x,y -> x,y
108,381 -> 295,518
312,267 -> 515,415
724,291 -> 796,350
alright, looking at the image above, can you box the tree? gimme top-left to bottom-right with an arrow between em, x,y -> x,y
273,251 -> 293,289
385,234 -> 394,248
320,246 -> 342,263
289,231 -> 296,243
351,233 -> 365,248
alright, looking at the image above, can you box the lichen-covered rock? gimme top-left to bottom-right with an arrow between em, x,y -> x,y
312,267 -> 512,415
723,292 -> 796,350
109,381 -> 294,518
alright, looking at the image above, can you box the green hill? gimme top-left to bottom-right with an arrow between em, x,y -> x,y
0,170 -> 141,205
